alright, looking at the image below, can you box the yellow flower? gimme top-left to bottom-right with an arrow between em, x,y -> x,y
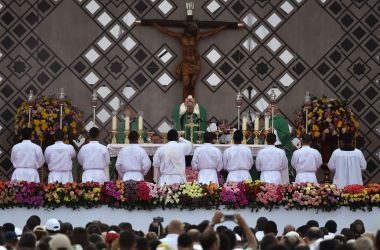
337,121 -> 342,128
64,107 -> 70,114
313,131 -> 320,137
41,111 -> 48,119
71,121 -> 76,127
312,124 -> 319,131
34,120 -> 40,126
63,126 -> 68,133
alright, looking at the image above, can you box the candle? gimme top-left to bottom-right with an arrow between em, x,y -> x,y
112,115 -> 117,130
254,115 -> 259,131
138,114 -> 143,130
242,115 -> 247,131
264,114 -> 269,130
125,116 -> 130,131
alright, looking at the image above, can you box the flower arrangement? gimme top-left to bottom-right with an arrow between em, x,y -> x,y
15,96 -> 85,144
0,181 -> 379,211
294,96 -> 359,139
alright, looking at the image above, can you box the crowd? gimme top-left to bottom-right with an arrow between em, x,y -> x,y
1,211 -> 379,250
11,126 -> 366,188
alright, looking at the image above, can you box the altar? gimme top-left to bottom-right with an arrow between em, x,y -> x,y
107,144 -> 267,157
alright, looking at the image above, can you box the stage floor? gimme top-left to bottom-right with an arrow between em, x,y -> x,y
2,207 -> 379,233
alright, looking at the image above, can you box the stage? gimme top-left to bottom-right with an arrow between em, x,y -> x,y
2,207 -> 379,233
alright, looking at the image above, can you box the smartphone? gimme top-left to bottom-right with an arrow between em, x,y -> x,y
224,215 -> 235,221
153,217 -> 164,223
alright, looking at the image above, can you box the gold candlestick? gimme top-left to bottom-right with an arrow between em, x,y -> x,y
138,130 -> 144,144
229,129 -> 234,144
254,130 -> 260,144
196,131 -> 204,144
242,130 -> 247,144
111,130 -> 117,144
215,130 -> 221,144
124,130 -> 130,144
162,133 -> 167,144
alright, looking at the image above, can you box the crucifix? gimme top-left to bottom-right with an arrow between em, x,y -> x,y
185,113 -> 199,143
136,1 -> 244,99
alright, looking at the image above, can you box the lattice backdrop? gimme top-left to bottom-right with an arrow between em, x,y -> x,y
0,0 -> 379,182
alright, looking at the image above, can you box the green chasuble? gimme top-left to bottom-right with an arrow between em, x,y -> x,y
269,114 -> 295,181
172,103 -> 207,142
116,119 -> 140,143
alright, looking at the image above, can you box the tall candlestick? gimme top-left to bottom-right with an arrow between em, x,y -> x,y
254,113 -> 259,131
242,114 -> 247,131
138,112 -> 143,130
264,113 -> 269,130
112,113 -> 117,130
125,116 -> 130,131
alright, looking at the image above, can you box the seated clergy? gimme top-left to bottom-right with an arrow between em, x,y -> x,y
44,129 -> 76,183
291,134 -> 322,183
153,129 -> 192,185
115,131 -> 151,181
223,130 -> 253,182
328,133 -> 366,188
11,127 -> 45,183
191,132 -> 223,184
256,133 -> 288,184
78,127 -> 110,183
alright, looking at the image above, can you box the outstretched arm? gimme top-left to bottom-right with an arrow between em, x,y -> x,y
152,22 -> 181,39
199,25 -> 227,39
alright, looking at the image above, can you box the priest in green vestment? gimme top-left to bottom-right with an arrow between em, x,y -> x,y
268,104 -> 295,182
172,95 -> 207,143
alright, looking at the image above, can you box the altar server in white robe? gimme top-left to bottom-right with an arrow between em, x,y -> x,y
223,130 -> 253,182
115,130 -> 151,181
11,127 -> 45,182
291,134 -> 322,183
256,133 -> 288,184
44,129 -> 76,183
153,129 -> 192,185
78,127 -> 110,183
328,133 -> 366,188
191,132 -> 223,184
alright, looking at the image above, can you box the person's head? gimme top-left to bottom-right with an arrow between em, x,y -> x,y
178,234 -> 193,250
341,228 -> 355,241
233,130 -> 243,144
87,224 -> 101,235
184,95 -> 196,113
187,229 -> 201,243
306,220 -> 319,228
49,233 -> 73,250
304,227 -> 323,244
341,133 -> 353,145
89,127 -> 100,140
119,223 -> 133,232
256,217 -> 269,231
45,218 -> 61,235
319,239 -> 340,250
33,226 -> 47,241
260,235 -> 277,250
296,225 -> 308,239
184,22 -> 199,37
220,229 -> 236,249
36,235 -> 52,250
128,131 -> 139,144
200,231 -> 219,250
148,222 -> 163,237
145,232 -> 158,242
282,235 -> 302,249
60,222 -> 73,236
217,119 -> 229,132
264,221 -> 278,236
266,133 -> 276,145
333,234 -> 346,244
301,134 -> 312,145
4,231 -> 18,246
352,219 -> 365,235
167,220 -> 184,235
123,105 -> 136,119
325,220 -> 337,234
18,232 -> 37,249
89,233 -> 104,245
71,227 -> 89,249
119,231 -> 136,250
21,127 -> 33,140
283,225 -> 295,235
353,237 -> 373,250
106,231 -> 120,245
54,129 -> 65,141
136,238 -> 149,250
203,132 -> 215,143
167,129 -> 178,142
23,217 -> 39,233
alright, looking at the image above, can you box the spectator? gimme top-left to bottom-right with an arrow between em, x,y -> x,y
18,232 -> 37,249
149,222 -> 164,238
187,229 -> 202,250
119,231 -> 136,250
319,239 -> 340,250
49,234 -> 73,250
33,226 -> 47,241
283,225 -> 295,236
177,234 -> 193,250
304,227 -> 323,250
264,221 -> 278,236
353,237 -> 373,250
136,238 -> 149,250
200,231 -> 219,250
71,227 -> 90,250
325,220 -> 337,239
306,220 -> 319,228
160,220 -> 184,250
45,219 -> 61,235
260,235 -> 277,250
255,217 -> 268,241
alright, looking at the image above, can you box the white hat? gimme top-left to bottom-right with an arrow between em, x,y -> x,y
49,234 -> 73,250
45,218 -> 60,231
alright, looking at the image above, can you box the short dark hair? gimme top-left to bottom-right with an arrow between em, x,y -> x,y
306,220 -> 319,228
128,131 -> 139,143
233,130 -> 243,143
167,129 -> 178,141
22,127 -> 33,140
89,127 -> 100,139
341,133 -> 353,145
54,129 -> 65,141
319,239 -> 339,250
119,222 -> 132,232
136,238 -> 149,250
203,132 -> 214,143
2,223 -> 15,232
200,231 -> 218,250
264,221 -> 278,236
18,232 -> 36,249
266,133 -> 276,144
256,217 -> 268,231
178,234 -> 193,248
325,220 -> 337,234
119,231 -> 136,250
305,227 -> 323,241
302,134 -> 312,144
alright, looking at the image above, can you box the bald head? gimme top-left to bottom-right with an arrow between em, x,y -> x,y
185,96 -> 196,113
168,219 -> 184,235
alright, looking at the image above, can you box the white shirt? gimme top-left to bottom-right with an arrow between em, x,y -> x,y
328,148 -> 366,188
78,141 -> 110,183
11,140 -> 45,182
291,145 -> 322,183
160,234 -> 179,250
223,144 -> 253,182
153,138 -> 192,185
191,143 -> 223,184
44,141 -> 76,172
256,145 -> 287,184
115,144 -> 151,181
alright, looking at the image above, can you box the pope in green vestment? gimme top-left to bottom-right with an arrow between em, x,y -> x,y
172,95 -> 207,143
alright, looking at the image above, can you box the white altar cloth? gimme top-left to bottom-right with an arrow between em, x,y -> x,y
107,144 -> 267,157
